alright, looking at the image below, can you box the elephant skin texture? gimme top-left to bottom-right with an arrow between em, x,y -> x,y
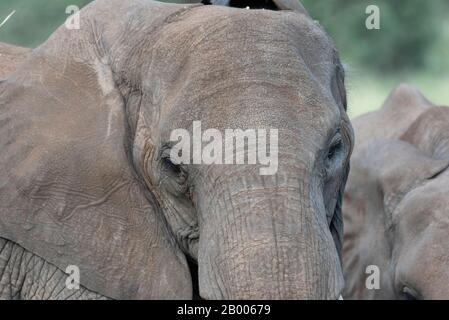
0,43 -> 30,80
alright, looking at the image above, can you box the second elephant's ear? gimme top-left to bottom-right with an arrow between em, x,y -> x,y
352,139 -> 449,223
0,2 -> 192,299
0,42 -> 31,80
400,107 -> 449,160
351,84 -> 433,152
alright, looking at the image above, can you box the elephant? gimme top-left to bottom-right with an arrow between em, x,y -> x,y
0,0 -> 353,299
343,84 -> 449,299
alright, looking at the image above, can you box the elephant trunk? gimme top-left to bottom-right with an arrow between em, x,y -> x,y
197,172 -> 344,299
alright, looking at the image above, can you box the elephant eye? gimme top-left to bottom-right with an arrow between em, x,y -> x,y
158,143 -> 189,190
160,155 -> 189,195
324,132 -> 344,179
162,156 -> 187,181
327,140 -> 342,161
162,156 -> 182,175
326,133 -> 343,163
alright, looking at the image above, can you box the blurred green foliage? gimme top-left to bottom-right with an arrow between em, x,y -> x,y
0,0 -> 92,48
0,0 -> 447,117
301,0 -> 449,74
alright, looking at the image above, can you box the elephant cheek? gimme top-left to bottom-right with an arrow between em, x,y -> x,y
137,248 -> 193,299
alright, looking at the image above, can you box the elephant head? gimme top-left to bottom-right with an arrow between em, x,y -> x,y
0,0 -> 352,299
343,84 -> 449,299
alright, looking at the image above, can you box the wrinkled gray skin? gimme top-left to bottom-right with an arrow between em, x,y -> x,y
343,84 -> 449,299
0,43 -> 30,80
0,0 -> 353,299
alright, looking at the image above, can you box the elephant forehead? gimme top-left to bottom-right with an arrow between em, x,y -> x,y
150,7 -> 337,95
163,6 -> 336,83
163,82 -> 337,133
157,10 -> 339,141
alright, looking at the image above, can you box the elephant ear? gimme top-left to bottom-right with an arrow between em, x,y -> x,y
0,42 -> 31,80
346,139 -> 449,230
400,107 -> 449,160
372,140 -> 449,218
0,2 -> 192,299
352,84 -> 433,152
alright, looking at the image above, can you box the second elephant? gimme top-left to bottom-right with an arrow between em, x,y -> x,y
343,84 -> 449,300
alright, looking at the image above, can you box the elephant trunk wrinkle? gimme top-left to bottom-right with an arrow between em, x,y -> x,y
197,175 -> 343,299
